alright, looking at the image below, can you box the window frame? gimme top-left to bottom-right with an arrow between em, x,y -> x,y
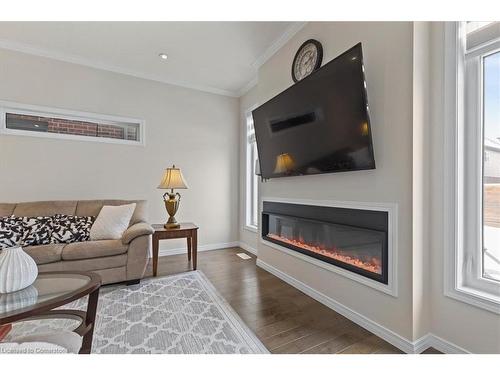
465,44 -> 500,292
0,100 -> 145,146
244,107 -> 259,232
444,22 -> 500,314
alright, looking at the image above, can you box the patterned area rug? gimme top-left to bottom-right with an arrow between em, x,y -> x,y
6,271 -> 269,354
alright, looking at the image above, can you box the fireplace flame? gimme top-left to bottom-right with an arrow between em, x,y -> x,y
267,233 -> 382,274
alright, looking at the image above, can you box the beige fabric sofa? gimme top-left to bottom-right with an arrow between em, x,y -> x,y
0,200 -> 153,285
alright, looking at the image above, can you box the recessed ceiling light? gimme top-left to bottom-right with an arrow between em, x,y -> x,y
159,53 -> 168,60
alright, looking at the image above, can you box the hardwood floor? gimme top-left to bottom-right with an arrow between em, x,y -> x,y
146,247 -> 435,354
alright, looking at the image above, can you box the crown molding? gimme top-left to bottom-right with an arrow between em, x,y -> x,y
0,22 -> 307,99
251,21 -> 308,70
237,21 -> 307,97
0,38 -> 238,97
237,75 -> 259,97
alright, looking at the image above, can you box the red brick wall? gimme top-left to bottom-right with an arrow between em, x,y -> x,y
8,113 -> 127,140
484,184 -> 500,228
96,124 -> 125,139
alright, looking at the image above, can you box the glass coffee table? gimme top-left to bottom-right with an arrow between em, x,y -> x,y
0,271 -> 101,354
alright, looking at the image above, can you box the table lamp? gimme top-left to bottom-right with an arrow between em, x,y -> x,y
157,165 -> 189,228
274,153 -> 295,174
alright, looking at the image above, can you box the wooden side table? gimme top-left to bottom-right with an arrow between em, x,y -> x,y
152,223 -> 199,276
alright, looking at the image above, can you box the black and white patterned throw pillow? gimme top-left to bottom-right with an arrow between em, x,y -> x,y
50,215 -> 95,244
21,216 -> 54,247
0,216 -> 24,249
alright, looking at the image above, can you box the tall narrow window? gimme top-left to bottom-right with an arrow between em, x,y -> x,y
245,111 -> 259,230
482,50 -> 500,282
450,21 -> 500,310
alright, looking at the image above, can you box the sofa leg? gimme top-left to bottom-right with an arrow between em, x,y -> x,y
126,279 -> 140,286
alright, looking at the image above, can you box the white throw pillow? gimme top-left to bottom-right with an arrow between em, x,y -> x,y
90,203 -> 136,241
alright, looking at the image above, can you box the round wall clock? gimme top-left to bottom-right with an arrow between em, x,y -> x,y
291,39 -> 323,82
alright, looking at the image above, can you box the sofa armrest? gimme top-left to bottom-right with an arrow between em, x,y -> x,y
126,235 -> 150,281
122,222 -> 154,244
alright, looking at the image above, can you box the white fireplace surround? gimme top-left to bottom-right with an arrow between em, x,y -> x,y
259,197 -> 398,297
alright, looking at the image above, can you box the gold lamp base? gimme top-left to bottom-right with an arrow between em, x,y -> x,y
164,223 -> 180,229
163,191 -> 181,229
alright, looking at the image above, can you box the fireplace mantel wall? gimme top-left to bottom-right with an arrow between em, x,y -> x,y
239,22 -> 499,353
240,21 -> 416,344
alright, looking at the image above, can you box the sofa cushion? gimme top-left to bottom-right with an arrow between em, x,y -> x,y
1,215 -> 93,249
21,216 -> 53,247
51,215 -> 94,244
39,254 -> 127,273
90,204 -> 136,241
12,201 -> 77,217
24,243 -> 65,264
62,239 -> 128,261
0,204 -> 16,217
0,216 -> 23,250
76,200 -> 147,225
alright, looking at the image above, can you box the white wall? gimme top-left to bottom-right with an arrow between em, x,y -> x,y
412,22 -> 432,340
240,22 -> 416,340
0,48 -> 240,252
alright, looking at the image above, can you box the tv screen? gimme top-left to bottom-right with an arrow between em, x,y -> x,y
252,43 -> 375,179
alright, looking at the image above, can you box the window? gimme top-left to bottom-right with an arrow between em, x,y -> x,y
463,23 -> 500,296
245,110 -> 259,231
482,51 -> 500,283
444,22 -> 500,313
0,101 -> 144,145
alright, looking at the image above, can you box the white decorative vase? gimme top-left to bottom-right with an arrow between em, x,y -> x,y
0,246 -> 38,293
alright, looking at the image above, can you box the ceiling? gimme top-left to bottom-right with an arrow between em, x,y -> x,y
0,22 -> 306,97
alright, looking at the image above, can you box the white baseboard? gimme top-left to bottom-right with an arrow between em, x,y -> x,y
256,259 -> 415,353
256,258 -> 470,354
418,334 -> 470,354
412,334 -> 432,353
237,241 -> 258,256
158,241 -> 239,257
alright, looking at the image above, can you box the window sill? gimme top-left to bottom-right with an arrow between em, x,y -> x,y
0,128 -> 144,146
244,225 -> 258,234
445,283 -> 500,315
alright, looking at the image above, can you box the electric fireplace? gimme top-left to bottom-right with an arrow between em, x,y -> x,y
262,201 -> 389,284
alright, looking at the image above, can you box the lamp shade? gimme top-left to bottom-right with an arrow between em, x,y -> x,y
158,165 -> 189,189
273,153 -> 295,174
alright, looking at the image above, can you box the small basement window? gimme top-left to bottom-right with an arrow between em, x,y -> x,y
0,102 -> 144,145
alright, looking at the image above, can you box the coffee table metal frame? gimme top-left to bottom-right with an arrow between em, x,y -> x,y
0,271 -> 101,354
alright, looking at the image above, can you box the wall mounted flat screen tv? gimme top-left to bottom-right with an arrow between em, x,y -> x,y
252,43 -> 375,179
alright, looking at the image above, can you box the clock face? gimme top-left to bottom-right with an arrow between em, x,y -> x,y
292,40 -> 323,82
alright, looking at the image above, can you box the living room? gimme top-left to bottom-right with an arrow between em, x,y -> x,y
0,1 -> 499,371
